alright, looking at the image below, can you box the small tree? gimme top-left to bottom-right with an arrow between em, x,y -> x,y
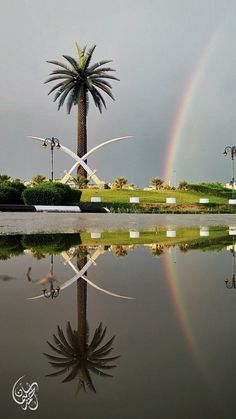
178,180 -> 188,190
150,177 -> 164,190
72,176 -> 89,189
31,175 -> 46,185
112,177 -> 128,189
0,174 -> 11,182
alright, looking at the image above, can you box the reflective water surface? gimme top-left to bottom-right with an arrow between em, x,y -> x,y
1,226 -> 236,418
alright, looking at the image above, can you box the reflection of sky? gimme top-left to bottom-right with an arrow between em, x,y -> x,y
1,246 -> 236,417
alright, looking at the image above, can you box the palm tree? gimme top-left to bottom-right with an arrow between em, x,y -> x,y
44,320 -> 119,393
112,177 -> 128,189
44,251 -> 119,393
72,175 -> 89,189
31,174 -> 46,185
150,177 -> 164,190
45,43 -> 119,176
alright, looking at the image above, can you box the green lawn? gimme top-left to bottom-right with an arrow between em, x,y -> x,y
80,188 -> 230,205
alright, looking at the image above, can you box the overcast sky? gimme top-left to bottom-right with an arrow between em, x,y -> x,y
1,0 -> 236,186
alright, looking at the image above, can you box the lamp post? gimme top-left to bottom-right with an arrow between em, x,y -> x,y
223,146 -> 236,197
42,255 -> 60,299
225,237 -> 236,289
42,137 -> 61,181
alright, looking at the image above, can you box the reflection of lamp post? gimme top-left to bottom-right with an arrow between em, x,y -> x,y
225,237 -> 236,289
42,137 -> 61,181
42,255 -> 60,299
223,146 -> 236,197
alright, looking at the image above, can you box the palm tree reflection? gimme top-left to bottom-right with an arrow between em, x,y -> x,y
44,250 -> 120,393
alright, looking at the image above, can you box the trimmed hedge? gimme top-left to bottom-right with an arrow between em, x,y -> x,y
1,181 -> 26,194
22,186 -> 64,205
0,185 -> 22,204
186,183 -> 231,198
21,183 -> 82,205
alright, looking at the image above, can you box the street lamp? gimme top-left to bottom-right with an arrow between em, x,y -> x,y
223,146 -> 236,197
42,137 -> 61,181
225,236 -> 236,289
42,255 -> 60,299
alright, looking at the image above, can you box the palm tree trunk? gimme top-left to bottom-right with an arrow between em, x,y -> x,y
77,89 -> 87,177
77,255 -> 87,351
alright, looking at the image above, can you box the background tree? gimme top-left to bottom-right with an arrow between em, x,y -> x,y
112,177 -> 128,189
72,175 -> 89,189
150,177 -> 164,190
31,174 -> 46,185
45,43 -> 119,177
178,180 -> 188,190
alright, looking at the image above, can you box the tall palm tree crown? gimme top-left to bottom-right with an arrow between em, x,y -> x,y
45,43 -> 119,176
44,321 -> 119,393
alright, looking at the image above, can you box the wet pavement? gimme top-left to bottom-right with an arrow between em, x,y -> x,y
1,213 -> 236,235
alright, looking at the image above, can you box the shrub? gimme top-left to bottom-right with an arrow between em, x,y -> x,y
51,183 -> 73,202
22,186 -> 64,205
0,185 -> 22,204
1,181 -> 26,194
69,188 -> 82,203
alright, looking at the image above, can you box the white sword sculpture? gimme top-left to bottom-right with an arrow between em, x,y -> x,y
28,135 -> 133,187
27,247 -> 134,300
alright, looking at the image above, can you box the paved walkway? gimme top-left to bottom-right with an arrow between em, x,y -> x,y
1,213 -> 236,235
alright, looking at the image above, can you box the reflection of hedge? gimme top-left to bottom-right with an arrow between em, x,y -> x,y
22,183 -> 82,205
22,233 -> 82,253
0,235 -> 24,259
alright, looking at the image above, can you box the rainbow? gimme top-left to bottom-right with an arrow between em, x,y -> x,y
163,249 -> 200,363
163,30 -> 222,184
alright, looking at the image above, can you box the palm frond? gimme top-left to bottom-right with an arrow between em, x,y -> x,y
90,355 -> 120,363
89,87 -> 103,113
89,325 -> 107,352
81,366 -> 96,393
49,69 -> 76,77
67,89 -> 76,114
93,81 -> 115,100
62,364 -> 80,383
88,365 -> 113,378
91,347 -> 113,358
66,322 -> 77,348
44,75 -> 70,84
46,340 -> 69,357
91,74 -> 120,81
46,367 -> 68,377
47,60 -> 71,71
43,353 -> 68,362
62,55 -> 79,71
83,44 -> 96,70
49,360 -> 75,368
58,84 -> 75,109
92,336 -> 115,356
57,325 -> 74,353
87,60 -> 113,73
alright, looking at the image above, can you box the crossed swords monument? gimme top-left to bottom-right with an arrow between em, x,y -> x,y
28,135 -> 133,187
